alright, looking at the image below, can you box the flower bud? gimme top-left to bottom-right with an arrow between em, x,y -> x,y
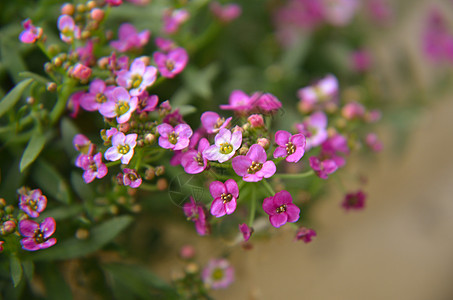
238,146 -> 249,155
144,133 -> 155,144
76,4 -> 87,13
61,3 -> 75,15
0,198 -> 6,208
145,167 -> 155,180
91,8 -> 104,21
46,82 -> 57,92
179,245 -> 195,260
185,262 -> 199,274
155,166 -> 165,176
1,220 -> 16,235
87,1 -> 96,9
118,122 -> 130,133
97,56 -> 109,69
4,205 -> 14,214
257,137 -> 270,149
70,63 -> 92,81
75,228 -> 89,240
131,204 -> 142,213
248,114 -> 264,128
157,178 -> 168,191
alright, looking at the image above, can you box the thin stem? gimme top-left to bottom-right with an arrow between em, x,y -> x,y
248,184 -> 256,227
50,78 -> 75,125
105,161 -> 121,168
274,170 -> 314,179
262,180 -> 275,196
209,161 -> 232,169
140,183 -> 158,191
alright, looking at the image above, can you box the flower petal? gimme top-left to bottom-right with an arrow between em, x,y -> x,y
19,219 -> 39,237
286,204 -> 301,223
209,181 -> 226,198
232,156 -> 251,177
269,213 -> 288,228
210,198 -> 226,217
224,179 -> 239,198
246,144 -> 267,163
275,130 -> 291,146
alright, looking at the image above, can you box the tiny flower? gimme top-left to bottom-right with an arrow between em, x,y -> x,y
183,197 -> 210,236
104,132 -> 137,164
350,50 -> 372,72
163,109 -> 184,126
116,58 -> 158,96
73,134 -> 95,167
157,123 -> 193,150
239,223 -> 253,242
247,114 -> 264,128
80,153 -> 108,183
263,190 -> 300,228
179,244 -> 196,259
155,37 -> 176,52
106,0 -> 122,6
365,133 -> 383,152
110,23 -> 150,52
309,156 -> 338,179
57,15 -> 81,43
321,134 -> 349,168
200,111 -> 232,134
294,227 -> 317,243
99,87 -> 138,124
70,63 -> 92,81
19,19 -> 43,44
80,79 -> 115,112
220,90 -> 253,113
136,92 -> 158,113
19,188 -> 47,218
273,130 -> 306,163
232,144 -> 276,182
0,241 -> 4,252
163,9 -> 189,34
203,128 -> 242,163
153,47 -> 189,78
122,168 -> 142,188
251,92 -> 282,114
341,101 -> 366,120
210,2 -> 242,23
76,40 -> 95,66
296,111 -> 328,150
209,179 -> 239,217
342,190 -> 366,211
67,91 -> 84,118
202,258 -> 234,289
298,74 -> 339,112
181,138 -> 210,174
324,0 -> 359,26
19,217 -> 57,251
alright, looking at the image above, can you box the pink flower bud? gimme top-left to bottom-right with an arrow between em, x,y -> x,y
61,3 -> 75,15
70,63 -> 92,81
247,114 -> 264,128
257,137 -> 270,149
91,8 -> 104,21
180,245 -> 196,259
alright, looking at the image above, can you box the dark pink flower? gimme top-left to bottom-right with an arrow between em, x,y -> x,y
104,132 -> 137,164
423,9 -> 453,63
76,40 -> 95,66
67,91 -> 84,118
163,9 -> 189,34
80,79 -> 115,112
162,109 -> 184,126
296,111 -> 328,150
294,227 -> 316,243
341,101 -> 365,120
153,47 -> 188,78
19,217 -> 57,251
0,241 -> 4,252
273,130 -> 306,163
58,15 -> 80,43
209,179 -> 239,217
342,190 -> 366,211
247,114 -> 264,128
220,90 -> 253,113
263,190 -> 300,228
200,111 -> 232,134
203,128 -> 242,163
232,144 -> 276,181
122,168 -> 142,188
157,123 -> 192,151
321,134 -> 349,168
365,133 -> 383,152
80,153 -> 108,183
350,50 -> 372,72
309,156 -> 338,179
110,23 -> 150,52
116,58 -> 157,96
324,0 -> 358,27
239,223 -> 253,242
106,0 -> 122,6
251,92 -> 282,114
136,92 -> 158,113
181,138 -> 210,174
70,63 -> 92,81
99,87 -> 138,123
19,19 -> 43,44
202,258 -> 234,289
210,2 -> 242,23
19,189 -> 47,218
155,37 -> 176,52
183,197 -> 210,236
73,134 -> 95,167
298,74 -> 338,112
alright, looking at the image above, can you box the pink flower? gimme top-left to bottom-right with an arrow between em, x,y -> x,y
19,189 -> 47,218
263,190 -> 300,228
110,23 -> 150,52
136,92 -> 158,113
239,223 -> 252,242
209,179 -> 239,217
153,47 -> 188,78
341,101 -> 365,120
157,123 -> 193,151
99,87 -> 138,124
324,0 -> 359,26
296,111 -> 328,150
70,63 -> 92,81
294,227 -> 317,243
210,2 -> 242,23
201,111 -> 232,134
106,0 -> 122,6
181,138 -> 210,174
247,114 -> 264,128
67,91 -> 84,118
183,197 -> 210,236
422,9 -> 453,63
321,134 -> 349,168
73,134 -> 95,167
19,19 -> 43,44
273,130 -> 306,163
298,74 -> 338,112
80,79 -> 115,112
232,144 -> 276,182
251,92 -> 282,114
116,58 -> 158,96
220,90 -> 253,114
76,40 -> 95,66
309,156 -> 338,179
122,168 -> 142,188
19,217 -> 57,251
202,258 -> 234,289
203,128 -> 242,163
342,190 -> 366,211
155,37 -> 176,52
104,132 -> 137,164
350,50 -> 372,72
126,0 -> 150,5
365,133 -> 383,152
79,153 -> 108,183
163,9 -> 189,34
57,15 -> 80,43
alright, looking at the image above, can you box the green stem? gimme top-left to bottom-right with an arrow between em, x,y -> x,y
274,170 -> 314,179
50,78 -> 75,125
209,161 -> 232,169
134,148 -> 144,170
262,180 -> 275,196
248,184 -> 256,227
140,183 -> 158,191
105,161 -> 121,168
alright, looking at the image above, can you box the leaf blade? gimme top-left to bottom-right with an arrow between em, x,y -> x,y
0,78 -> 33,118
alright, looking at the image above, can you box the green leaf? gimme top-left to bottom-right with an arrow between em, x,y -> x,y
19,133 -> 46,172
41,263 -> 72,300
176,105 -> 196,116
0,78 -> 33,118
60,117 -> 80,158
19,71 -> 50,85
10,255 -> 22,287
31,215 -> 134,261
40,204 -> 83,221
31,159 -> 72,204
21,260 -> 34,282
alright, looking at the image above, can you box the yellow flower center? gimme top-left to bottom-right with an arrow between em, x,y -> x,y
276,204 -> 287,214
117,144 -> 130,154
115,101 -> 130,116
285,142 -> 296,155
219,143 -> 233,154
221,193 -> 233,204
212,268 -> 224,280
247,161 -> 263,174
168,132 -> 178,144
95,93 -> 107,103
131,74 -> 143,89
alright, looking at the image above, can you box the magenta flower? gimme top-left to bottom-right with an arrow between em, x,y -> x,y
57,15 -> 80,43
209,179 -> 239,217
247,114 -> 264,128
80,79 -> 114,112
365,133 -> 383,152
116,58 -> 158,96
294,227 -> 317,243
19,217 -> 57,251
297,74 -> 338,112
324,0 -> 358,26
19,19 -> 43,44
122,168 -> 142,188
136,92 -> 158,113
163,9 -> 189,34
220,90 -> 253,113
157,123 -> 193,151
200,111 -> 232,134
203,128 -> 242,163
76,40 -> 95,66
210,2 -> 242,23
232,144 -> 276,182
263,190 -> 300,228
67,91 -> 84,118
341,101 -> 365,120
70,63 -> 92,81
321,134 -> 349,168
73,134 -> 95,167
99,87 -> 138,124
79,153 -> 108,183
104,132 -> 137,164
181,138 -> 210,174
309,156 -> 338,179
342,190 -> 366,211
183,197 -> 210,236
296,111 -> 328,150
155,37 -> 176,52
106,0 -> 122,6
239,223 -> 253,242
202,258 -> 234,289
153,47 -> 188,78
251,92 -> 282,114
110,23 -> 150,52
273,130 -> 306,163
19,189 -> 47,218
350,50 -> 372,72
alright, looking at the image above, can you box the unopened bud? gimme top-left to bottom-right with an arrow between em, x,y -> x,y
87,1 -> 96,9
248,114 -> 264,128
1,220 -> 16,235
238,146 -> 249,155
98,57 -> 109,69
91,8 -> 104,21
76,4 -> 87,13
70,63 -> 92,81
145,168 -> 155,180
155,166 -> 165,176
46,82 -> 57,92
179,245 -> 195,260
233,125 -> 244,133
144,133 -> 155,144
75,228 -> 89,240
257,137 -> 270,149
53,57 -> 63,67
4,205 -> 14,214
157,178 -> 168,191
185,262 -> 199,274
109,205 -> 119,215
131,204 -> 142,213
118,122 -> 130,133
61,3 -> 75,15
0,198 -> 6,208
